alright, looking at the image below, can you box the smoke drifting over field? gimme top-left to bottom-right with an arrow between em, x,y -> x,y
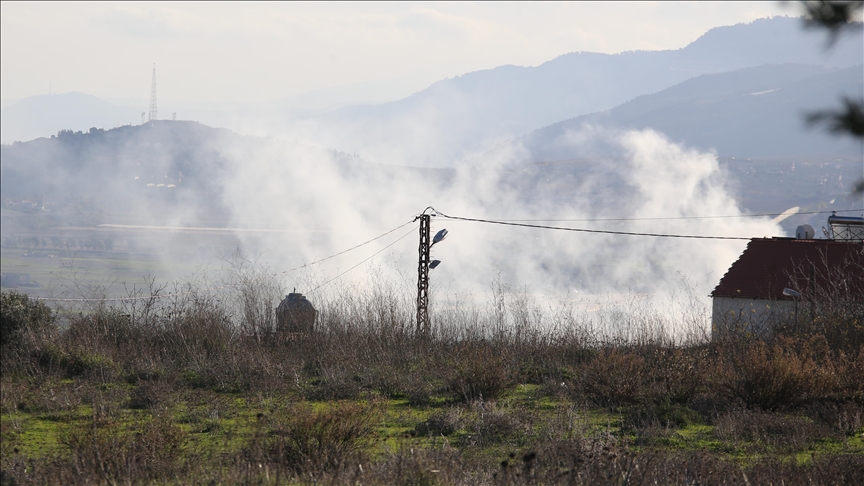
219,127 -> 780,314
0,118 -> 785,334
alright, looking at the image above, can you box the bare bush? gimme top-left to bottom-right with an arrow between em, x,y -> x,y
575,347 -> 647,406
713,336 -> 838,411
245,400 -> 382,476
224,250 -> 283,341
416,407 -> 465,437
444,340 -> 516,402
714,409 -> 836,452
57,413 -> 189,484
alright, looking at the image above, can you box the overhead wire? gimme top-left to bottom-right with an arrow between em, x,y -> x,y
25,206 -> 861,302
432,209 -> 754,240
33,219 -> 417,302
308,224 -> 418,293
444,208 -> 862,223
275,219 -> 415,275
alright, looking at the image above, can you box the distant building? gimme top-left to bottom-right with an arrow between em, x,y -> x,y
711,225 -> 863,338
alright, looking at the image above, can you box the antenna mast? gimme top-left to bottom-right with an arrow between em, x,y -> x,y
148,64 -> 158,121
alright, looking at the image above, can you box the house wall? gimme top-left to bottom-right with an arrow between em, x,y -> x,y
711,297 -> 797,339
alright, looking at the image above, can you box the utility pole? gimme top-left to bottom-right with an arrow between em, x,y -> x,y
416,214 -> 431,335
415,211 -> 448,336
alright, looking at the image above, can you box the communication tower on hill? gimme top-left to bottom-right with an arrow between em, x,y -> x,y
148,64 -> 158,121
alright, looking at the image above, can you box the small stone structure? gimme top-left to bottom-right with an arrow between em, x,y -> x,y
276,292 -> 317,334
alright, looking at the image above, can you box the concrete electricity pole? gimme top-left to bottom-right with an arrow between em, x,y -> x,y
416,214 -> 431,335
416,210 -> 447,336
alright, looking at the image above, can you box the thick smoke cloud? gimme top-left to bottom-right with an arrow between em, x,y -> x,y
219,127 -> 781,322
0,120 -> 783,335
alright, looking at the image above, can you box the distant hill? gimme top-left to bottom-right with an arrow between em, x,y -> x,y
0,121 -> 247,224
0,92 -> 140,144
3,17 -> 861,165
2,119 -> 858,243
0,120 -> 451,227
296,17 -> 863,166
518,63 -> 864,160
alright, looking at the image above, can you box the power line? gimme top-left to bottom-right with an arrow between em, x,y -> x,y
432,209 -> 754,240
34,220 -> 417,302
309,224 -> 417,293
448,208 -> 863,223
277,219 -> 415,275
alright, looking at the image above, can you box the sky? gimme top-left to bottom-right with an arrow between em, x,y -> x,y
1,1 -> 793,105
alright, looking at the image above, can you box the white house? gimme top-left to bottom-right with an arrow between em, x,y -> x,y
711,232 -> 863,338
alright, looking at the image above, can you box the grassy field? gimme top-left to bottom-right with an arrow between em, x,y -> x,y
2,276 -> 863,484
0,247 -> 208,300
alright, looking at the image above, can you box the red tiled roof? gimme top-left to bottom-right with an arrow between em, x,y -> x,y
711,238 -> 864,300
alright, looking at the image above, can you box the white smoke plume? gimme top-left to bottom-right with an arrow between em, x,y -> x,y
219,127 -> 781,326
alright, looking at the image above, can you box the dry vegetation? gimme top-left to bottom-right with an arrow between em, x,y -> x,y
1,269 -> 863,485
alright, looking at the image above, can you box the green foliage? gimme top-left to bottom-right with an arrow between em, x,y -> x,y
0,290 -> 52,350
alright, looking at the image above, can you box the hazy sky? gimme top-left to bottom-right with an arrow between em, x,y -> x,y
2,2 -> 793,104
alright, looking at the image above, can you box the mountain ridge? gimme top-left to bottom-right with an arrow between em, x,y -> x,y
296,16 -> 863,166
515,63 -> 863,161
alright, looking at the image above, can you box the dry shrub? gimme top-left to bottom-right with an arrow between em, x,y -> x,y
128,379 -> 174,410
806,401 -> 864,437
416,407 -> 464,436
66,309 -> 140,351
396,372 -> 435,406
8,380 -> 93,416
834,348 -> 864,402
576,347 -> 647,406
714,409 -> 835,451
0,379 -> 27,415
715,337 -> 838,411
499,446 -> 864,485
466,400 -> 527,446
248,400 -> 382,474
573,346 -> 707,408
623,402 -> 703,432
58,414 -> 188,484
643,347 -> 706,404
353,445 -> 466,486
304,365 -> 364,401
445,341 -> 515,402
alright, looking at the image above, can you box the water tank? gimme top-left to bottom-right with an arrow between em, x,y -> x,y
276,293 -> 317,333
795,224 -> 815,240
827,213 -> 864,241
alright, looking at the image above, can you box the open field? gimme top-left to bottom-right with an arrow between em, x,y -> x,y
0,247 -> 206,300
2,280 -> 862,485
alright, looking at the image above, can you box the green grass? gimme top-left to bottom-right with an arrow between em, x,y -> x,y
3,374 -> 862,484
1,247 -> 216,299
